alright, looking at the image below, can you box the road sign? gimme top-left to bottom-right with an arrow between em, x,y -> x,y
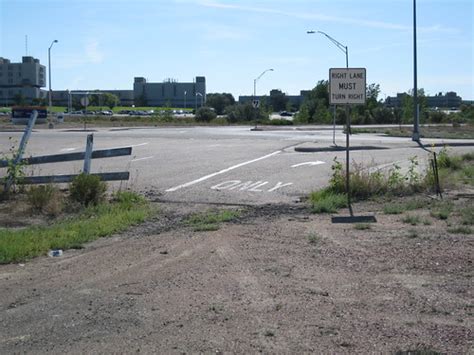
252,99 -> 260,108
329,68 -> 366,105
80,97 -> 90,106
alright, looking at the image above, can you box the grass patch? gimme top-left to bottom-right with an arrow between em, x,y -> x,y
187,209 -> 240,232
447,226 -> 472,234
460,206 -> 474,225
354,223 -> 371,230
430,201 -> 453,220
307,232 -> 321,244
402,214 -> 422,226
0,192 -> 150,264
309,189 -> 347,214
407,229 -> 419,238
353,125 -> 474,140
384,198 -> 427,215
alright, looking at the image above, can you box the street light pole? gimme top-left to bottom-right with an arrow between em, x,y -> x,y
184,90 -> 187,111
307,30 -> 353,216
253,68 -> 274,99
412,0 -> 420,141
196,92 -> 203,108
48,39 -> 58,113
253,68 -> 273,130
307,30 -> 348,146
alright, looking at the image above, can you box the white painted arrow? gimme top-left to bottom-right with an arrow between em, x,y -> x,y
291,161 -> 325,168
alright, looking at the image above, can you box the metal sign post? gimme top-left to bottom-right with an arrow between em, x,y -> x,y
328,68 -> 376,223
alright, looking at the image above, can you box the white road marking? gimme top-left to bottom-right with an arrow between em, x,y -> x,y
166,150 -> 282,192
60,147 -> 77,152
268,182 -> 293,192
130,142 -> 149,148
291,161 -> 325,168
131,156 -> 154,162
211,180 -> 293,193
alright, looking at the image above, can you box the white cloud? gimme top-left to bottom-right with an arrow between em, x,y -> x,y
197,0 -> 459,34
85,40 -> 104,64
55,39 -> 105,69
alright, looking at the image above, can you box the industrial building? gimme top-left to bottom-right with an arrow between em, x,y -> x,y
384,91 -> 463,109
133,76 -> 206,108
0,56 -> 47,105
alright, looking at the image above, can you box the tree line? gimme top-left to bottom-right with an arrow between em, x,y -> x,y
202,82 -> 473,125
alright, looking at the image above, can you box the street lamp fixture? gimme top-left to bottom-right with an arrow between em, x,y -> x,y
253,68 -> 274,98
195,92 -> 203,110
252,69 -> 273,131
307,30 -> 348,69
48,39 -> 58,113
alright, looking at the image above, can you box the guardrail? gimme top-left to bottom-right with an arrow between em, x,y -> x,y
1,111 -> 131,192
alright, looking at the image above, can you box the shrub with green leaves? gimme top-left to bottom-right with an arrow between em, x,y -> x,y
437,147 -> 463,170
27,184 -> 63,215
69,173 -> 107,206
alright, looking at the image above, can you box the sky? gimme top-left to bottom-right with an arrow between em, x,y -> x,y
1,0 -> 473,100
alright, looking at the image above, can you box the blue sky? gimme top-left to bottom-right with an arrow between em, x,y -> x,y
1,0 -> 473,100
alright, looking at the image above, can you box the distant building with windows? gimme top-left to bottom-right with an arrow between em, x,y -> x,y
385,91 -> 463,109
50,77 -> 206,108
133,76 -> 206,107
0,56 -> 47,105
239,90 -> 310,109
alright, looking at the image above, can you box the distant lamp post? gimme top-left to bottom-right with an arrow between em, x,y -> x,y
196,92 -> 203,110
412,0 -> 420,141
184,90 -> 187,111
307,30 -> 348,146
252,69 -> 273,130
253,68 -> 274,100
48,39 -> 58,113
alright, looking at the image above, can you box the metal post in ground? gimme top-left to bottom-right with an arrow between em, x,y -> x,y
83,134 -> 94,174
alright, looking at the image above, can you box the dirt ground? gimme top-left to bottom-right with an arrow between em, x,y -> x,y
0,193 -> 473,354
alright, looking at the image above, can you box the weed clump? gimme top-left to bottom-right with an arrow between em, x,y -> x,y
69,173 -> 107,206
27,184 -> 63,216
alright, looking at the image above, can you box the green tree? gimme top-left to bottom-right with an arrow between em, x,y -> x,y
195,107 -> 217,122
298,81 -> 330,123
206,93 -> 235,115
102,93 -> 119,109
225,103 -> 263,123
366,83 -> 381,111
12,93 -> 26,106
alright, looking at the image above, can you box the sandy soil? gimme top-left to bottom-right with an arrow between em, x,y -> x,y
0,195 -> 472,354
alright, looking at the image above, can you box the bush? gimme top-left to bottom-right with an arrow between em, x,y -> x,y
27,184 -> 63,215
195,107 -> 217,122
210,116 -> 229,125
70,173 -> 107,206
437,147 -> 462,170
268,119 -> 293,126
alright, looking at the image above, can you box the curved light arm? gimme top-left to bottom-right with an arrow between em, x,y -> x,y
255,68 -> 274,82
307,30 -> 348,68
49,39 -> 58,50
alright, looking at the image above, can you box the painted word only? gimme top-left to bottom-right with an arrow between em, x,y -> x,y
211,180 -> 293,192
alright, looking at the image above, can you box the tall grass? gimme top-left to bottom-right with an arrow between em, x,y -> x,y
0,192 -> 150,264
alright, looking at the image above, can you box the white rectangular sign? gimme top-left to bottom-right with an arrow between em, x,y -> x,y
329,68 -> 366,105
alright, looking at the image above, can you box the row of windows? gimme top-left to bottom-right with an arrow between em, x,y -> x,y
159,85 -> 196,97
